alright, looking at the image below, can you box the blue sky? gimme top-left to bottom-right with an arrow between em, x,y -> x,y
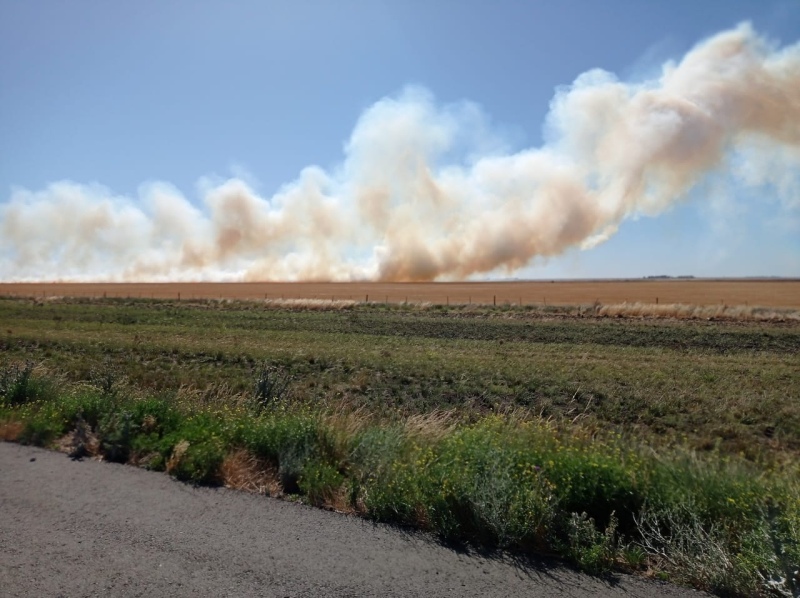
1,0 -> 799,280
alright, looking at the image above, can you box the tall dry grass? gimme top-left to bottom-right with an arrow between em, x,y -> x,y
220,449 -> 282,495
262,298 -> 358,310
596,302 -> 800,322
0,419 -> 24,441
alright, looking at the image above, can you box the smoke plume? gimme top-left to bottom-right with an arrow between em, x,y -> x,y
2,23 -> 799,282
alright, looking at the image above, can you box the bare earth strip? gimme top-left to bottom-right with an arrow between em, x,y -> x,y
0,442 -> 707,598
1,279 -> 798,308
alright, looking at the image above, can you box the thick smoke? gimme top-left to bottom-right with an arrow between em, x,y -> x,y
2,23 -> 799,282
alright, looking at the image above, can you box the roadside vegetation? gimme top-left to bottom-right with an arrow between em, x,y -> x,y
1,296 -> 798,596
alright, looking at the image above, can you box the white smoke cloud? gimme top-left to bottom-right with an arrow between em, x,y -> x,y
1,23 -> 799,282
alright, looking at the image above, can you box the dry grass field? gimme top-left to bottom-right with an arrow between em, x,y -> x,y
1,278 -> 798,308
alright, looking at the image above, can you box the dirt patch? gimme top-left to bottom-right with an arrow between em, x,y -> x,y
2,279 -> 799,308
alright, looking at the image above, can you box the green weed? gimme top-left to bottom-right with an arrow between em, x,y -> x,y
299,459 -> 345,506
0,362 -> 59,406
560,511 -> 619,574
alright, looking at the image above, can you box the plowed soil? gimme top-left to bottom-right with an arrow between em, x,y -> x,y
1,279 -> 798,307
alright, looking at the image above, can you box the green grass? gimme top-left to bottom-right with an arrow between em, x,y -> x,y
1,296 -> 799,595
2,297 -> 798,459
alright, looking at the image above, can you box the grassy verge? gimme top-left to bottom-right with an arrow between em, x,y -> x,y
1,362 -> 798,596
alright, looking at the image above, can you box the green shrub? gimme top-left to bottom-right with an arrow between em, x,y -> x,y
299,459 -> 344,506
54,391 -> 112,430
0,362 -> 34,406
98,410 -> 135,462
251,363 -> 292,412
361,452 -> 424,526
19,412 -> 63,446
560,511 -> 619,574
89,363 -> 123,397
129,398 -> 183,438
237,414 -> 320,492
0,363 -> 59,406
420,423 -> 556,547
169,439 -> 225,485
23,398 -> 73,440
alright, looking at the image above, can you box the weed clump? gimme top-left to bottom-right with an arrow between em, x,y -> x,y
166,438 -> 225,485
251,363 -> 292,412
0,362 -> 58,406
560,511 -> 619,574
0,362 -> 34,406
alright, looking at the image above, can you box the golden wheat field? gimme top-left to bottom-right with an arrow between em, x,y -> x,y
0,279 -> 798,308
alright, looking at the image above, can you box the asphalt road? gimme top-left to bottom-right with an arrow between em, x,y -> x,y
0,442 -> 708,598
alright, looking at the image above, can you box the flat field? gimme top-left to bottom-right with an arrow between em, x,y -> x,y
1,278 -> 799,308
2,296 -> 798,459
2,296 -> 799,594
